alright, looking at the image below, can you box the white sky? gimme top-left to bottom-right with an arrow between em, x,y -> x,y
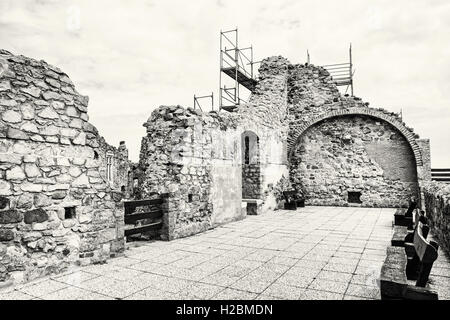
1,0 -> 449,166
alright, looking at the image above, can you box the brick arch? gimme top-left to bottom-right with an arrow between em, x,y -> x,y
287,107 -> 423,166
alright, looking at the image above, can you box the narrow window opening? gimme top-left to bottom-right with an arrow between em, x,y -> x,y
188,194 -> 193,203
244,136 -> 250,164
64,207 -> 76,219
94,150 -> 99,159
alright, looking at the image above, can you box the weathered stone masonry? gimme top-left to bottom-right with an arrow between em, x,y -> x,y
137,57 -> 290,240
285,63 -> 430,207
136,55 -> 432,241
421,182 -> 450,256
0,48 -> 437,284
0,50 -> 128,285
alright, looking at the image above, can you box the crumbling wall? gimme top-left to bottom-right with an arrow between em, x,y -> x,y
139,106 -> 243,239
286,63 -> 430,207
239,56 -> 290,210
0,49 -> 125,285
137,57 -> 290,239
96,138 -> 130,194
421,182 -> 450,256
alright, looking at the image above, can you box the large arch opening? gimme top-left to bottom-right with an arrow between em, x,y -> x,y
289,115 -> 419,207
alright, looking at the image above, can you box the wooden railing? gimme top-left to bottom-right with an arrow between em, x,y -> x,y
123,194 -> 167,237
431,168 -> 450,183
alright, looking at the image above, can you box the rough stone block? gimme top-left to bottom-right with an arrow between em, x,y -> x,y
0,229 -> 14,241
0,196 -> 10,210
0,209 -> 23,224
24,208 -> 48,224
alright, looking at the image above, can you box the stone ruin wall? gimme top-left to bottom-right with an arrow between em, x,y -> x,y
236,56 -> 290,211
421,182 -> 450,257
0,50 -> 127,285
285,62 -> 430,207
136,57 -> 291,240
96,137 -> 131,195
138,106 -> 242,239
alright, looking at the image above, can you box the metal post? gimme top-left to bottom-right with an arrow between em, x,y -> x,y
349,43 -> 354,96
211,91 -> 214,111
250,45 -> 253,79
194,94 -> 196,109
219,30 -> 222,110
235,28 -> 239,105
307,50 -> 310,64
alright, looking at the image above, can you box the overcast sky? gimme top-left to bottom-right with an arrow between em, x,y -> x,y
1,0 -> 449,166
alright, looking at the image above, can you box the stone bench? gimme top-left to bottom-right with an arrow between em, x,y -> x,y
282,190 -> 305,210
242,198 -> 263,215
381,221 -> 439,300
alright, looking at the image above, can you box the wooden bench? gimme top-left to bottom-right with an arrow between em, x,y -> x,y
391,210 -> 427,247
381,221 -> 439,300
123,194 -> 168,238
282,190 -> 305,210
394,199 -> 417,227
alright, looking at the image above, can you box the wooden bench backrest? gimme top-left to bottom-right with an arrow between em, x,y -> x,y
405,200 -> 417,217
414,210 -> 427,228
413,221 -> 438,263
283,190 -> 296,202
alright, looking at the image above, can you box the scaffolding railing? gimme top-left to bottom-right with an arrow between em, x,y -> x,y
193,92 -> 214,112
219,28 -> 257,111
311,44 -> 354,96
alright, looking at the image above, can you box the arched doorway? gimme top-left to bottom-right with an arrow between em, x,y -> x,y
241,131 -> 261,199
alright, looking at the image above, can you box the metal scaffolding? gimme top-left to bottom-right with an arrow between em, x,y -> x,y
193,92 -> 214,112
321,44 -> 354,96
309,44 -> 354,96
219,28 -> 257,111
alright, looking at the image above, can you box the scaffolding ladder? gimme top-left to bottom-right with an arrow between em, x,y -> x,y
219,28 -> 257,111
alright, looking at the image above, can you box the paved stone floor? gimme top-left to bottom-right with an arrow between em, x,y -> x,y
1,206 -> 449,300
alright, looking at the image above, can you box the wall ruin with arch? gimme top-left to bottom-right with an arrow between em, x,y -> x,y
136,57 -> 290,240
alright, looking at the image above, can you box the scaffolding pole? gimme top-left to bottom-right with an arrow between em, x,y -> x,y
193,92 -> 214,112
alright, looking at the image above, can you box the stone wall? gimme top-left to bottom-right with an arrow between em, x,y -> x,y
421,182 -> 450,256
138,106 -> 243,239
290,115 -> 418,207
0,50 -> 126,285
96,138 -> 131,194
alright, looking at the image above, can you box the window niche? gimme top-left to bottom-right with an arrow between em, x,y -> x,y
348,191 -> 362,204
64,206 -> 76,219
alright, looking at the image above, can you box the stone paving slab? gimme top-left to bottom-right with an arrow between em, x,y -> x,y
1,206 -> 449,300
